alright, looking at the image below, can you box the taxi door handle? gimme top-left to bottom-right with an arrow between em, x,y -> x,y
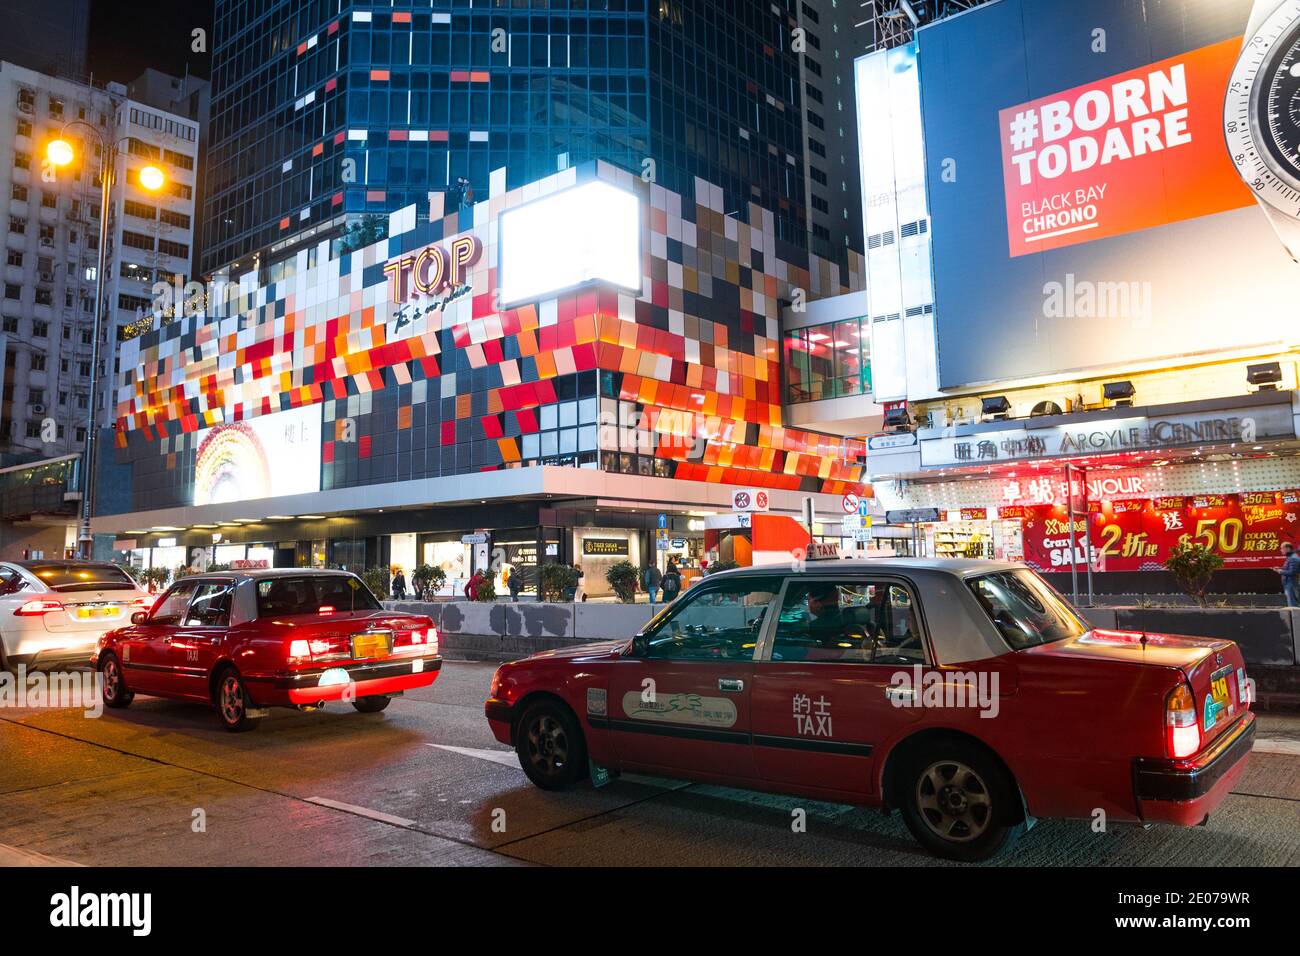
885,686 -> 917,703
718,678 -> 744,693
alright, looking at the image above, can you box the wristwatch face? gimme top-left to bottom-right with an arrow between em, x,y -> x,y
1226,1 -> 1300,217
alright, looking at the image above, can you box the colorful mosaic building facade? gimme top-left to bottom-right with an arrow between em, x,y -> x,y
107,162 -> 866,516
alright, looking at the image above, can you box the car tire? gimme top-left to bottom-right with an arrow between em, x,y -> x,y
352,695 -> 391,713
515,698 -> 588,791
898,738 -> 1024,862
99,653 -> 134,709
214,667 -> 261,733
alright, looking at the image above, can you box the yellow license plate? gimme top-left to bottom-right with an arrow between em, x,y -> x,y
352,633 -> 391,660
75,607 -> 115,619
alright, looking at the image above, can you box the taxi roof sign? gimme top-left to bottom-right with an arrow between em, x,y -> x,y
805,541 -> 842,561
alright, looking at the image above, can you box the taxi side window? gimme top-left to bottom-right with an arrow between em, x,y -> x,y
771,580 -> 925,665
148,581 -> 200,626
643,578 -> 780,661
183,582 -> 233,627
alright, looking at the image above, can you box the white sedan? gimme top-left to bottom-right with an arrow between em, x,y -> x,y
0,561 -> 151,672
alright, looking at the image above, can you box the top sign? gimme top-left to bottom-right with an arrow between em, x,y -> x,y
733,488 -> 769,512
384,235 -> 483,305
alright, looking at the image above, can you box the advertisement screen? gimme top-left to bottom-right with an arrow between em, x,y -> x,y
193,405 -> 322,505
920,0 -> 1299,389
497,179 -> 641,307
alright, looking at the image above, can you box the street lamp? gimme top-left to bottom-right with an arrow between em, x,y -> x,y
46,125 -> 167,560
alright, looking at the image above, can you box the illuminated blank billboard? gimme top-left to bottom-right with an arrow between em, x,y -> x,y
497,179 -> 641,307
193,405 -> 322,506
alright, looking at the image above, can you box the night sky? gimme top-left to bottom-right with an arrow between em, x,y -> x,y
87,0 -> 213,84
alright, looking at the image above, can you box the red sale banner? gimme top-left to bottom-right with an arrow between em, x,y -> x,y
1020,492 -> 1300,573
999,37 -> 1254,257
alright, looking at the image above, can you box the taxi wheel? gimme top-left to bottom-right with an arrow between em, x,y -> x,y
99,654 -> 134,709
516,699 -> 587,791
899,739 -> 1023,862
352,695 -> 391,713
214,668 -> 261,733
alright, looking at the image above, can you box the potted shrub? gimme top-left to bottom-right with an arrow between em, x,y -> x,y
539,563 -> 579,602
1164,542 -> 1224,608
412,564 -> 445,600
705,559 -> 740,575
606,560 -> 639,603
363,566 -> 391,600
473,573 -> 497,602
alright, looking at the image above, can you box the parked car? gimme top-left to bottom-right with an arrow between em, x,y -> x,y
0,560 -> 151,672
94,569 -> 440,732
485,557 -> 1255,861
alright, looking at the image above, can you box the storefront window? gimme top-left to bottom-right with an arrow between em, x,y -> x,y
783,317 -> 870,404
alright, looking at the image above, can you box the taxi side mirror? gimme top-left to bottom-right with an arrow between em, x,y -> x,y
131,611 -> 149,625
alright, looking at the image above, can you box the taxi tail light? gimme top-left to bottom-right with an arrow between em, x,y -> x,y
14,599 -> 64,616
287,636 -> 350,664
1166,682 -> 1200,759
429,626 -> 439,655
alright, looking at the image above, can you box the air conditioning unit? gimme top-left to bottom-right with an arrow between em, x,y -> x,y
30,403 -> 46,414
17,100 -> 33,114
38,271 -> 53,282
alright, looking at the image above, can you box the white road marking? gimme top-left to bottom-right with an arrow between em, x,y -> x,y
304,796 -> 417,828
1253,737 -> 1300,756
0,843 -> 82,867
426,743 -> 521,768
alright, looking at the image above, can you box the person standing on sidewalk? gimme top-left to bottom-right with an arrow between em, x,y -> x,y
642,562 -> 662,605
661,559 -> 681,604
1280,542 -> 1300,608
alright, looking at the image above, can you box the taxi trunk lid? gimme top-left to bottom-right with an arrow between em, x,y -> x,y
1035,628 -> 1250,746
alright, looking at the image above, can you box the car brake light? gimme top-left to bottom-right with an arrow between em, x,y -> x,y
429,626 -> 439,655
288,639 -> 312,662
130,596 -> 154,609
14,599 -> 64,616
318,605 -> 335,615
1166,683 -> 1200,759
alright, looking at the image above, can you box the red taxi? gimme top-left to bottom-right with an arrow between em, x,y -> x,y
485,558 -> 1255,861
95,569 -> 440,732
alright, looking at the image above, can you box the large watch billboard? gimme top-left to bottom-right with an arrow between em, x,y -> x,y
920,0 -> 1299,389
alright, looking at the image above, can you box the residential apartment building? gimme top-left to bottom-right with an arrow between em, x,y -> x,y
0,60 -> 200,463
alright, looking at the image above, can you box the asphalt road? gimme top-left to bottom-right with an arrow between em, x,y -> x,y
2,660 -> 1299,867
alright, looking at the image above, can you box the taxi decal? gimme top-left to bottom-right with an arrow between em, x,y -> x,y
793,693 -> 833,737
586,687 -> 607,717
621,691 -> 737,728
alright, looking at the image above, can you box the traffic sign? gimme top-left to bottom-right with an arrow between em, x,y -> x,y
657,513 -> 668,529
842,493 -> 859,514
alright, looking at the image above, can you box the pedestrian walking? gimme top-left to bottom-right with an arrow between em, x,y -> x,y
1280,542 -> 1300,608
661,558 -> 681,603
507,564 -> 523,602
642,562 -> 662,605
392,568 -> 407,600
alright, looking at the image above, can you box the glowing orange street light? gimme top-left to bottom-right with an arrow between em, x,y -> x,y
138,164 -> 166,191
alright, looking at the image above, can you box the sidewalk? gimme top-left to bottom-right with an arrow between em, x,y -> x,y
0,843 -> 80,867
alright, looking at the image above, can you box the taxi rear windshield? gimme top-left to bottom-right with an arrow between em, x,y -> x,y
968,569 -> 1086,649
254,575 -> 381,617
26,563 -> 137,592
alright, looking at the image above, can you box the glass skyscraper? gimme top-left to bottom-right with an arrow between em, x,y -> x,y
202,0 -> 812,277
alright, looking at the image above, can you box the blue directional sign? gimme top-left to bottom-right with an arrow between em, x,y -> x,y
657,513 -> 668,529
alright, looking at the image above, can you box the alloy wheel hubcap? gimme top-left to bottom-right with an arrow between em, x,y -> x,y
221,677 -> 243,723
526,715 -> 568,775
916,760 -> 992,843
104,661 -> 118,699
